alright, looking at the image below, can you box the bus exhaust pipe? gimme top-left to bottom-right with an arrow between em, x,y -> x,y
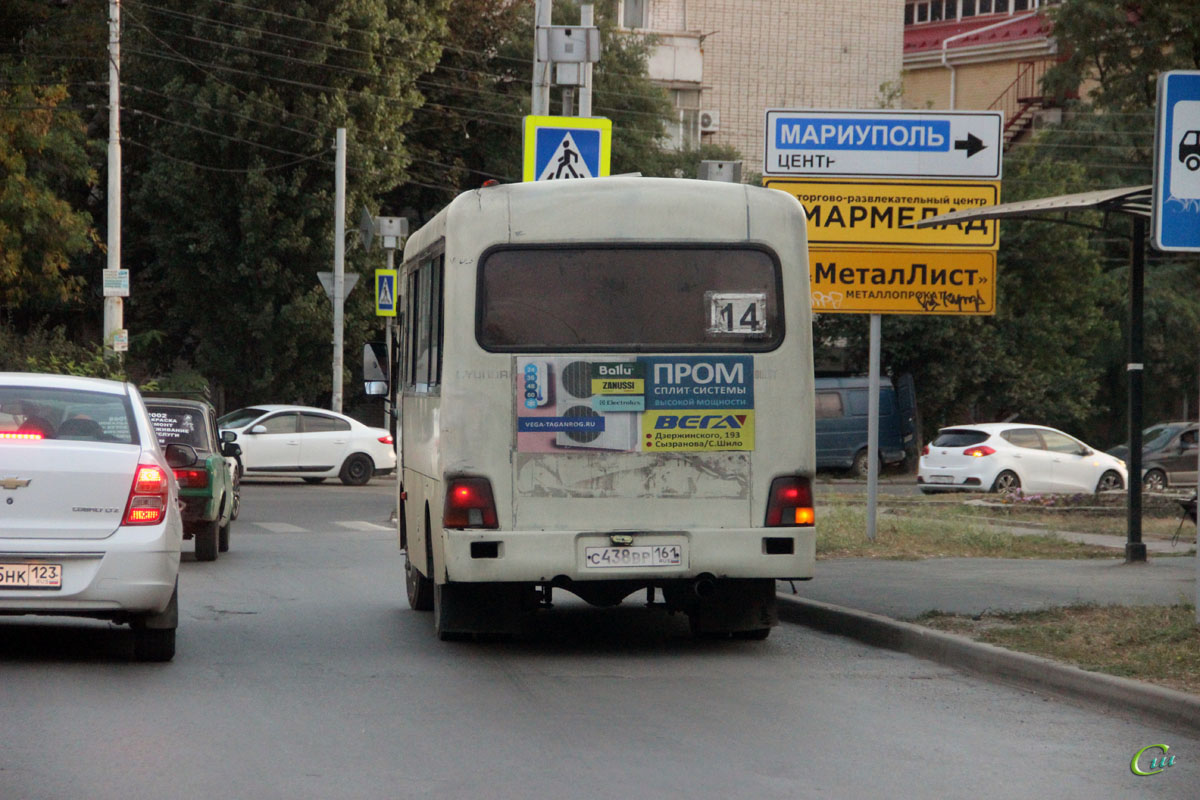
692,577 -> 717,599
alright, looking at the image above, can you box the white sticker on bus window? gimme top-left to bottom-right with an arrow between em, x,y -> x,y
706,292 -> 767,335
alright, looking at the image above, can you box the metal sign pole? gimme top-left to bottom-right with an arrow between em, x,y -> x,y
866,314 -> 881,542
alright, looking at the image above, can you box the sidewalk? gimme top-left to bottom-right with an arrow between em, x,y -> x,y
776,552 -> 1200,735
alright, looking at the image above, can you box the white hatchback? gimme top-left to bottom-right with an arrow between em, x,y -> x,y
0,373 -> 187,661
918,422 -> 1127,495
218,405 -> 396,485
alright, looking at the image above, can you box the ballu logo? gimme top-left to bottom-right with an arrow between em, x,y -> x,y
1131,744 -> 1177,776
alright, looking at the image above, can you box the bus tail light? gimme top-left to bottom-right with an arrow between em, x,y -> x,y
765,476 -> 814,527
123,464 -> 169,526
444,477 -> 499,529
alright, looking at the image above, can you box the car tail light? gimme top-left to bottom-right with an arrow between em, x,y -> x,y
964,445 -> 996,457
0,432 -> 43,440
443,477 -> 499,529
123,464 -> 169,526
378,435 -> 394,445
765,476 -> 815,527
922,444 -> 929,456
173,468 -> 208,489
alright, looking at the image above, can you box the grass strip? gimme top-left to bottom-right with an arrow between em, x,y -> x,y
915,604 -> 1200,695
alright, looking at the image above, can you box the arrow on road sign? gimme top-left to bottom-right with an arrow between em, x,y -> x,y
954,133 -> 987,158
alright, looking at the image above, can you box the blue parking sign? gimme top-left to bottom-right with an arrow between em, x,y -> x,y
1153,71 -> 1200,251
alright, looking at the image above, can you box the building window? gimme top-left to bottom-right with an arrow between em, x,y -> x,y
622,0 -> 647,29
905,0 -> 1057,24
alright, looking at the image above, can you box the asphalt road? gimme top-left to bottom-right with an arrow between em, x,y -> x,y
0,478 -> 1196,799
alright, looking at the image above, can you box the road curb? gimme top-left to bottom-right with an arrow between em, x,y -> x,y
777,593 -> 1200,736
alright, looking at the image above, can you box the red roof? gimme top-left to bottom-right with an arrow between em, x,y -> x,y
904,13 -> 1052,54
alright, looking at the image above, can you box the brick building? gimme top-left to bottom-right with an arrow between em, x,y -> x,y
620,0 -> 903,175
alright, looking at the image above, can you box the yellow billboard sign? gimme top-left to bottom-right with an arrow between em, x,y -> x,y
810,250 -> 996,315
765,178 -> 1000,249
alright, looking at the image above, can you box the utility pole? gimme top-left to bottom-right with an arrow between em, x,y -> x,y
580,4 -> 594,117
332,127 -> 347,413
531,0 -> 552,115
105,0 -> 123,352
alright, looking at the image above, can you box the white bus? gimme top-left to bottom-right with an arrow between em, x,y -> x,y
374,177 -> 815,640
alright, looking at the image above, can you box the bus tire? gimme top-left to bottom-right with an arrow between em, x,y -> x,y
406,554 -> 433,612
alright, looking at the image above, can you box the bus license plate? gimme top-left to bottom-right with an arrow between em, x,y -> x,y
0,563 -> 62,589
584,545 -> 683,569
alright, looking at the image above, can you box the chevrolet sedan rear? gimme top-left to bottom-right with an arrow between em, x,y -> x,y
0,374 -> 184,661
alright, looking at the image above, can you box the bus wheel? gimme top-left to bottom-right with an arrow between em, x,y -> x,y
406,554 -> 433,612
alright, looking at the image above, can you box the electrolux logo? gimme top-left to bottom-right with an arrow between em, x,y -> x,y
1130,744 -> 1177,776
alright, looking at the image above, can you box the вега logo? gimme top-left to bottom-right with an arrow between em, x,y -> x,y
653,414 -> 747,430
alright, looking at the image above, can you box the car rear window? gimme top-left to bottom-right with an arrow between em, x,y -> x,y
932,429 -> 989,447
477,245 -> 783,352
147,405 -> 211,450
0,386 -> 138,444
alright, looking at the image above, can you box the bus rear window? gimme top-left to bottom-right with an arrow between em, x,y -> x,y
477,246 -> 783,352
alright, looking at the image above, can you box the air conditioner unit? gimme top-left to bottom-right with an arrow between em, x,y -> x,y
554,359 -> 639,451
699,110 -> 720,133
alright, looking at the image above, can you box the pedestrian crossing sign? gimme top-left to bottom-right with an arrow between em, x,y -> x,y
522,115 -> 612,182
375,269 -> 397,317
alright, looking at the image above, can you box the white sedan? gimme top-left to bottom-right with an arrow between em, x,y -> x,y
0,372 -> 187,661
918,423 -> 1127,495
218,405 -> 396,486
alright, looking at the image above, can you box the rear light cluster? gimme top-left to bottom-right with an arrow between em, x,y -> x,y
124,464 -> 169,525
443,477 -> 499,529
173,468 -> 208,489
963,445 -> 996,457
378,435 -> 394,445
0,431 -> 43,440
765,476 -> 815,527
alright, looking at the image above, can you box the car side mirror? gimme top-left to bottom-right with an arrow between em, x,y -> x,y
164,443 -> 198,468
221,429 -> 238,443
249,424 -> 268,434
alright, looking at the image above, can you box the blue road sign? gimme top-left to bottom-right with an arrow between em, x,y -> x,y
1153,71 -> 1200,251
375,269 -> 397,317
522,116 -> 611,181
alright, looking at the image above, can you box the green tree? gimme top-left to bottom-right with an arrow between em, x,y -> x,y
0,54 -> 99,321
118,0 -> 449,407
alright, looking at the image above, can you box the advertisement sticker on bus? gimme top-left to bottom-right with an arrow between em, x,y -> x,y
515,356 -> 755,453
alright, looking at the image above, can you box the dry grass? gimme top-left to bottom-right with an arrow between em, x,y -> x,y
816,505 -> 1118,560
917,604 -> 1200,695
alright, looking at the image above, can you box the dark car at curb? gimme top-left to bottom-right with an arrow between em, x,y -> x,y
1108,421 -> 1198,491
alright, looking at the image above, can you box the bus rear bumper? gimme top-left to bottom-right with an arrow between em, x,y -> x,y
441,527 -> 815,584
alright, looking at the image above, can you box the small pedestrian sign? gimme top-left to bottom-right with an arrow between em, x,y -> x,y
375,269 -> 397,317
523,115 -> 611,182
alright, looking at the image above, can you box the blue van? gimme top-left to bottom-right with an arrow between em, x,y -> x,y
815,375 -> 918,476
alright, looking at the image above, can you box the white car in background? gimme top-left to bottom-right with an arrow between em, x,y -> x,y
0,373 -> 190,661
217,405 -> 396,486
918,422 -> 1127,495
